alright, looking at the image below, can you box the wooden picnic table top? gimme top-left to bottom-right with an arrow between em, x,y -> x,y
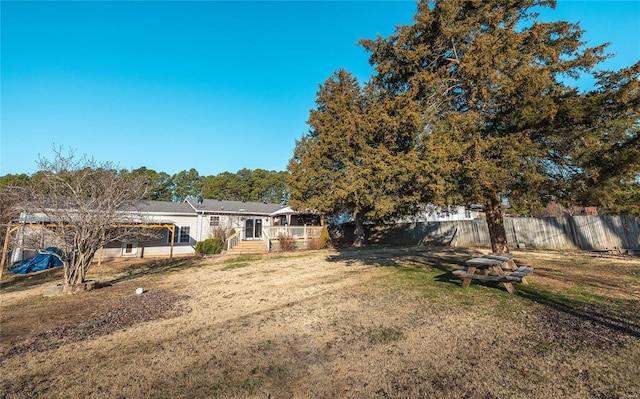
465,257 -> 506,266
466,254 -> 518,270
481,254 -> 514,261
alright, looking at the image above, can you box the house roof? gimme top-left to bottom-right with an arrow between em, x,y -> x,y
269,206 -> 298,217
122,200 -> 195,214
268,206 -> 319,217
11,215 -> 176,225
14,200 -> 192,222
11,216 -> 53,224
184,198 -> 287,215
18,199 -> 295,220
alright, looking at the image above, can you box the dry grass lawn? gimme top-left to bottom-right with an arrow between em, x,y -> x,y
1,247 -> 640,398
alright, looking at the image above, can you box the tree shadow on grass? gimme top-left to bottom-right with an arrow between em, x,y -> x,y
0,257 -> 205,294
0,267 -> 64,293
516,284 -> 640,340
327,245 -> 479,265
327,246 -> 640,340
325,245 -> 484,287
102,257 -> 205,285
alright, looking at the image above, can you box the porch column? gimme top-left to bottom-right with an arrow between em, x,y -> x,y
169,225 -> 175,259
1,224 -> 20,280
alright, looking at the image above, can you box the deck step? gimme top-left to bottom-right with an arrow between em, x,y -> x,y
226,240 -> 268,254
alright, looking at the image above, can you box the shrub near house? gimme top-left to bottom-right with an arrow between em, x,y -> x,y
195,238 -> 223,255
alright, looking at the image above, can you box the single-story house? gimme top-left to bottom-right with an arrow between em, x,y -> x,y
102,198 -> 302,259
396,204 -> 483,223
3,199 -> 320,264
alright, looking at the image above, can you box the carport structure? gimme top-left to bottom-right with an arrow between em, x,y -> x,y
1,217 -> 176,279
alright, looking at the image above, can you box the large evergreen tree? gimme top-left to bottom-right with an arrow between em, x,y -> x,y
558,63 -> 640,216
360,0 -> 618,252
288,69 -> 426,245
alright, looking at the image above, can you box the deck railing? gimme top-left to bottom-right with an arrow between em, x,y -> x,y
261,228 -> 271,251
263,226 -> 323,242
226,227 -> 321,253
226,230 -> 241,251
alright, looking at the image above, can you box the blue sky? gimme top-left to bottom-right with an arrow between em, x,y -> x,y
2,1 -> 639,177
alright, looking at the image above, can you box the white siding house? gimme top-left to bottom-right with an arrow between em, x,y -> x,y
398,205 -> 482,223
101,201 -> 198,259
184,198 -> 288,242
98,199 -> 292,260
6,199 -> 292,263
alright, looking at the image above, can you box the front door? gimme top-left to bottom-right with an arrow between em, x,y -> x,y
245,218 -> 262,239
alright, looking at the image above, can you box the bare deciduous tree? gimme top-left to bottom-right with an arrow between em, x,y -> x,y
21,148 -> 159,287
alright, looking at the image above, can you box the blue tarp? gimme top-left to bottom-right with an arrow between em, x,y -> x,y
9,247 -> 65,274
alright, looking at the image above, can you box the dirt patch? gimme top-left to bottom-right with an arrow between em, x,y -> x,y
2,288 -> 185,359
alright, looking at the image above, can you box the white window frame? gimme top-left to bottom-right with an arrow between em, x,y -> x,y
209,215 -> 220,227
168,226 -> 191,244
121,242 -> 138,256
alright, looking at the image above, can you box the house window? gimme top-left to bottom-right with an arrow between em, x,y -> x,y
121,242 -> 137,256
209,216 -> 220,227
168,226 -> 191,244
178,226 -> 190,243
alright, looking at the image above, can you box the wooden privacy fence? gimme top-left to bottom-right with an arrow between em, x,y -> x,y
366,215 -> 640,251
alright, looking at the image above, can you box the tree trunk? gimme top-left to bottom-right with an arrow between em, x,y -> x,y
64,251 -> 89,286
65,263 -> 85,286
353,213 -> 366,247
485,192 -> 509,254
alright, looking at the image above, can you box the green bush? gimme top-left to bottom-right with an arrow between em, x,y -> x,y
319,226 -> 331,249
195,237 -> 223,255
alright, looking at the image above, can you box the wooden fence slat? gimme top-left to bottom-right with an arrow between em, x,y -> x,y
367,216 -> 640,251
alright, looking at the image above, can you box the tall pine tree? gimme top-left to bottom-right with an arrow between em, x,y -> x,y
558,63 -> 640,215
288,69 -> 426,245
360,0 -> 612,252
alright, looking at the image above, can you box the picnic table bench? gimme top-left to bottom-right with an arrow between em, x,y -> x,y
452,254 -> 533,294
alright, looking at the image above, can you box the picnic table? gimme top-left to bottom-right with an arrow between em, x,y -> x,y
452,254 -> 533,294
